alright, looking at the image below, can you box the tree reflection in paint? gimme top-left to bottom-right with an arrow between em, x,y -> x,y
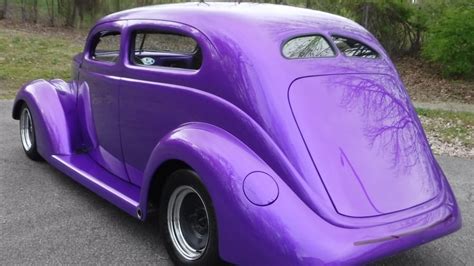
337,74 -> 431,171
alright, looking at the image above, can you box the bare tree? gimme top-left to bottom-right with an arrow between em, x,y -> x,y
45,0 -> 55,26
0,0 -> 7,20
20,0 -> 26,22
32,0 -> 38,23
18,0 -> 38,23
362,3 -> 369,29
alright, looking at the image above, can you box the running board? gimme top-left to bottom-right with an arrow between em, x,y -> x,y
50,154 -> 141,219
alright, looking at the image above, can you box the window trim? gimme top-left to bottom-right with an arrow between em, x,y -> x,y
128,30 -> 202,71
280,33 -> 338,60
90,30 -> 122,65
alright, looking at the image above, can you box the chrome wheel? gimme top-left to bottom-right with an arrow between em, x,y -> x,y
167,185 -> 209,261
20,108 -> 34,151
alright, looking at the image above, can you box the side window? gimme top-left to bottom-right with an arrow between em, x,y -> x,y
91,31 -> 121,63
282,35 -> 335,59
332,36 -> 378,58
131,31 -> 202,70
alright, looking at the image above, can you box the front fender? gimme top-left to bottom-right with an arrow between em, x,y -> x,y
12,79 -> 78,157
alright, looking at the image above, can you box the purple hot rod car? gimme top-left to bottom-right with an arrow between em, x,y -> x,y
12,3 -> 461,265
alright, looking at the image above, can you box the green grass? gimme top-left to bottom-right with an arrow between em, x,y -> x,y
416,108 -> 474,152
0,27 -> 83,99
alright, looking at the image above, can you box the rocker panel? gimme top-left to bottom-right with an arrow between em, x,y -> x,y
50,154 -> 140,218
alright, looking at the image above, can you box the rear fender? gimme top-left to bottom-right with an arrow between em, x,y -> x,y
12,79 -> 80,157
140,122 -> 304,264
140,123 -> 461,265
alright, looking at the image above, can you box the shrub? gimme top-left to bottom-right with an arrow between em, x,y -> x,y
422,7 -> 474,78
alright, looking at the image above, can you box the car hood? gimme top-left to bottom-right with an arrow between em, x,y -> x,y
288,74 -> 442,217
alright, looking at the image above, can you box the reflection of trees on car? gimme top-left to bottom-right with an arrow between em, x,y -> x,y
337,74 -> 429,170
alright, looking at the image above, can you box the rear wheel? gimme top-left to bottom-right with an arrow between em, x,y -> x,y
19,104 -> 41,161
159,169 -> 223,265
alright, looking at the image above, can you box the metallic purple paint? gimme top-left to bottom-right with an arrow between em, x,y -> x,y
12,3 -> 461,265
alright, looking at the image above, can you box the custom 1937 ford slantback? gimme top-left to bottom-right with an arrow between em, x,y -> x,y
12,3 -> 461,265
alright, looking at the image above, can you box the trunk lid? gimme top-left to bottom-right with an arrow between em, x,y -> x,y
289,74 -> 442,217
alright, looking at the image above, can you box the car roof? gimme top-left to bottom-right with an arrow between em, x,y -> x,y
95,2 -> 384,78
98,2 -> 368,42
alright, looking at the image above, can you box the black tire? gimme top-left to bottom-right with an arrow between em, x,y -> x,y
19,103 -> 42,161
159,169 -> 223,266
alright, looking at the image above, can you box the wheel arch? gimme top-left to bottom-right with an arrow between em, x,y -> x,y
12,99 -> 25,120
138,122 -> 302,264
12,79 -> 77,157
146,159 -> 192,214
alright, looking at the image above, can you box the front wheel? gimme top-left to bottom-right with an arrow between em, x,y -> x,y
159,169 -> 223,266
19,104 -> 41,161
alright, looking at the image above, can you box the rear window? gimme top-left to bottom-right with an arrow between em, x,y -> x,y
332,36 -> 378,58
282,35 -> 335,59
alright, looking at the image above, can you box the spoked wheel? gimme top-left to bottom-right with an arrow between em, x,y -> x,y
19,104 -> 41,161
160,169 -> 223,265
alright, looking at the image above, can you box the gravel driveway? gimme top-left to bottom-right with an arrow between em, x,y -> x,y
1,100 -> 472,265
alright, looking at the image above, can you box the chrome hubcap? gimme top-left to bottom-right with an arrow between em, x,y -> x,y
167,186 -> 209,261
20,108 -> 34,151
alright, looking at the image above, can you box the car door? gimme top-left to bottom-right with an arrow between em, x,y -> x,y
80,21 -> 129,182
119,21 -> 211,186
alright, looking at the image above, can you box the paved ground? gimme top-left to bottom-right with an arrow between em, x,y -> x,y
1,100 -> 472,265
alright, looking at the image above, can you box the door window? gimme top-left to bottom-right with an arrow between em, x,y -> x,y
131,31 -> 202,70
91,31 -> 121,63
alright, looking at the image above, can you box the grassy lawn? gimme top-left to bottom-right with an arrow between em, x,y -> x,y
0,25 -> 84,99
417,108 -> 473,158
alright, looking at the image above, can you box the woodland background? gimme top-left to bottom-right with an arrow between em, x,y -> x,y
0,0 -> 473,78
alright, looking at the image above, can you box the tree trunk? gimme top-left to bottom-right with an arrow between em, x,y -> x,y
66,1 -> 76,27
20,0 -> 26,22
363,3 -> 370,29
0,0 -> 7,20
45,0 -> 54,26
32,0 -> 38,23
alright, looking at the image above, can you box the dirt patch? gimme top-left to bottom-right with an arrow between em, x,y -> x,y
395,56 -> 474,104
0,20 -> 86,42
417,108 -> 474,159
